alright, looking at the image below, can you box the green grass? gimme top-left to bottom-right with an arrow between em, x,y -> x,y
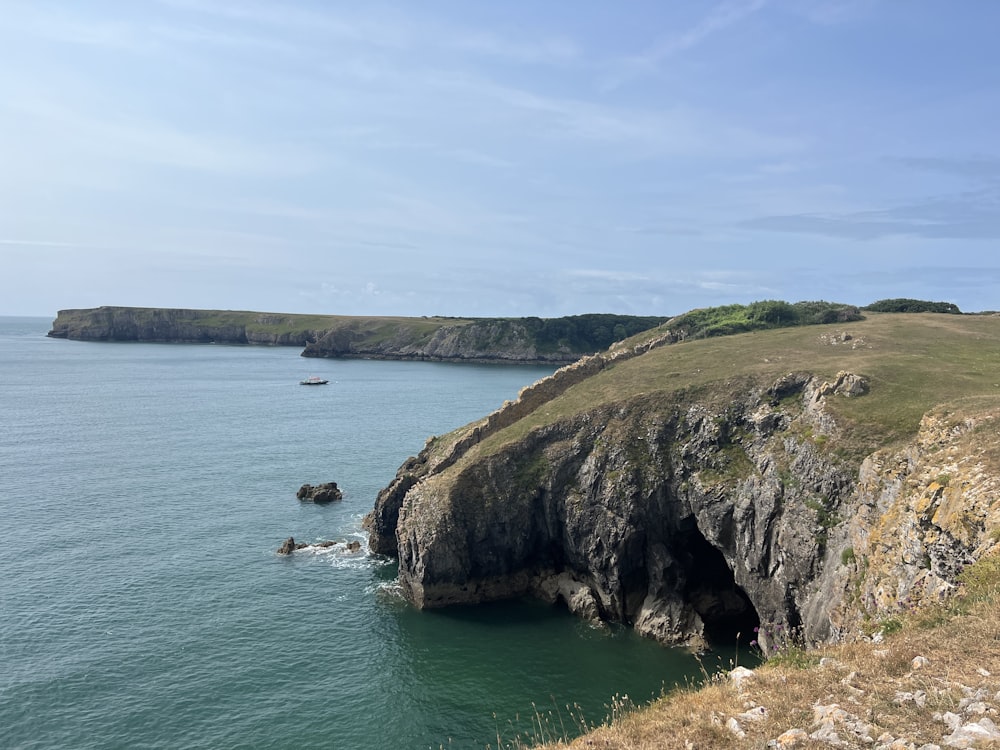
456,313 -> 1000,471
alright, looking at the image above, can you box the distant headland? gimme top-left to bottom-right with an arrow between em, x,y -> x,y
46,306 -> 671,364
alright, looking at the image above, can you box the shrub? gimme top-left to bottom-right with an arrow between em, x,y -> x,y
669,301 -> 861,340
863,298 -> 961,314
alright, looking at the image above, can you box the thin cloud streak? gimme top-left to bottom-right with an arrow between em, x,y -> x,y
600,0 -> 768,89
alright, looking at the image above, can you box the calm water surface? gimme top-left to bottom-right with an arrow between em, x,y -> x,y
0,317 -> 706,749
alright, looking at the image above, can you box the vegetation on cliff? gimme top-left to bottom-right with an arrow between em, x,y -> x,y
656,299 -> 862,339
47,306 -> 670,363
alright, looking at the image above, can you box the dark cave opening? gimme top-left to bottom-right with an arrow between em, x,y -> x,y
678,527 -> 760,647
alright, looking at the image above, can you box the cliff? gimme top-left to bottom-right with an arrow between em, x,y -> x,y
47,306 -> 335,346
366,312 -> 1000,651
299,317 -> 575,363
47,307 -> 668,364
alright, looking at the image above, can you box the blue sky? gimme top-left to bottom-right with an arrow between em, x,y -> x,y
2,1 -> 999,317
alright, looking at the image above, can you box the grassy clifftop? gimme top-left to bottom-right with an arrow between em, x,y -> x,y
452,311 -> 1000,467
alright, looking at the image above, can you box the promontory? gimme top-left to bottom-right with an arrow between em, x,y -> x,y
365,300 -> 1000,655
46,306 -> 670,364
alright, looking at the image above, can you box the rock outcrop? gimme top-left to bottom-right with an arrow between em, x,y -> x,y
47,306 -> 327,346
828,407 -> 1000,637
368,368 -> 866,648
366,350 -> 1000,649
297,482 -> 343,503
300,318 -> 578,363
276,537 -> 364,554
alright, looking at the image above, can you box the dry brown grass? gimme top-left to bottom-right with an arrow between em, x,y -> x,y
523,555 -> 1000,750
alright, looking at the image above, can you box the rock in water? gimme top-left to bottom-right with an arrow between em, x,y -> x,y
277,537 -> 296,555
296,482 -> 343,503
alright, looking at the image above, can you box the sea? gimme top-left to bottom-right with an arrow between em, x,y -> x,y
0,316 -> 710,750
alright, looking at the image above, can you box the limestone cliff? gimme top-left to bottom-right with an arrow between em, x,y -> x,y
300,318 -> 576,363
49,307 -> 667,364
47,307 -> 327,346
829,407 -> 1000,636
367,314 -> 1000,650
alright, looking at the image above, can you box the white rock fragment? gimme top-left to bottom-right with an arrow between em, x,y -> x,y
895,690 -> 928,708
810,702 -> 875,746
912,655 -> 930,670
820,657 -> 842,668
769,727 -> 808,748
727,717 -> 746,738
958,688 -> 989,710
814,703 -> 850,724
942,717 -> 1000,748
738,706 -> 769,723
809,723 -> 841,745
938,712 -> 963,731
977,668 -> 991,677
729,666 -> 756,693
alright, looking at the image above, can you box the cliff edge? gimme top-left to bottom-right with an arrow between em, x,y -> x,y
366,312 -> 1000,652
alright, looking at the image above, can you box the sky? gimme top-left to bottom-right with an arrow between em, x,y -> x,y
2,1 -> 1000,318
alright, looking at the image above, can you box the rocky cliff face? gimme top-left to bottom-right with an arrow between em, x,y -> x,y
367,355 -> 1000,650
828,407 -> 1000,637
301,318 -> 578,363
47,307 -> 323,346
48,308 -> 589,363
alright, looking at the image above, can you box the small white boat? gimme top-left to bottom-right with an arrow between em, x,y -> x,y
299,376 -> 329,385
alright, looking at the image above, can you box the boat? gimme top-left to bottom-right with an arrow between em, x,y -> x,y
299,376 -> 329,385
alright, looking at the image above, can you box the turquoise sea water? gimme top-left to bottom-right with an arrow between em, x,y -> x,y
0,317 -> 706,749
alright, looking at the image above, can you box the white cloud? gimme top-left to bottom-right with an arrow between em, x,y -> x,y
599,0 -> 769,89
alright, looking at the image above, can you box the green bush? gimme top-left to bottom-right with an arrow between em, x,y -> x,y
669,301 -> 862,340
863,298 -> 961,314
